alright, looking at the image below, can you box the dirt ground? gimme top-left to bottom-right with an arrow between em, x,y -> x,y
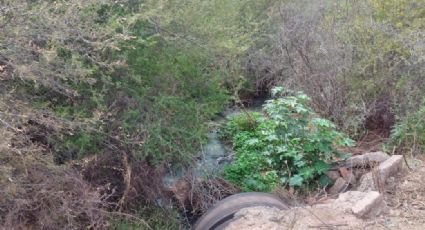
225,157 -> 425,230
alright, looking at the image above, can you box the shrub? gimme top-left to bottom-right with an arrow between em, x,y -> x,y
244,0 -> 425,137
219,112 -> 261,143
223,87 -> 354,191
390,101 -> 425,154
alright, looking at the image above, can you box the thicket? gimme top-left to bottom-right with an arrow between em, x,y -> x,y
0,0 -> 424,228
2,0 -> 230,166
246,0 -> 425,143
0,0 -> 277,228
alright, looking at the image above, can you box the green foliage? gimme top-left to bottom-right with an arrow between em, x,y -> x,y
219,112 -> 261,142
391,101 -> 425,154
139,0 -> 279,100
7,1 -> 230,165
3,0 -> 423,227
1,0 -> 281,165
244,0 -> 424,138
99,30 -> 230,164
224,88 -> 354,191
49,131 -> 105,164
330,0 -> 425,136
141,0 -> 278,54
56,47 -> 72,60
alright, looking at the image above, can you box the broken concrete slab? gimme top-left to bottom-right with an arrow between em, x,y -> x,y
328,191 -> 372,213
342,171 -> 357,185
353,167 -> 368,180
226,205 -> 364,230
357,155 -> 404,192
378,155 -> 403,183
318,191 -> 386,218
357,172 -> 376,192
343,151 -> 390,168
328,177 -> 348,195
339,167 -> 350,178
351,191 -> 384,218
226,190 -> 387,230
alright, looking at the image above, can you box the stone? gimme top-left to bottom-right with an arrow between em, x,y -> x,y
336,191 -> 369,203
353,168 -> 368,180
226,191 -> 388,230
357,172 -> 376,192
339,167 -> 350,178
378,155 -> 403,184
328,177 -> 348,195
327,191 -> 371,213
357,155 -> 403,192
344,151 -> 390,168
325,170 -> 340,181
343,171 -> 357,185
351,191 -> 384,218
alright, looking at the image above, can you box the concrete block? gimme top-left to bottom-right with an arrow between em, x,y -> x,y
344,151 -> 390,168
329,177 -> 348,195
352,191 -> 384,218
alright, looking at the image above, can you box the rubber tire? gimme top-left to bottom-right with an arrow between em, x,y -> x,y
193,192 -> 289,230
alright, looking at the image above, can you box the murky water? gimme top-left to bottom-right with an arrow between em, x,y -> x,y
163,98 -> 266,187
162,119 -> 231,188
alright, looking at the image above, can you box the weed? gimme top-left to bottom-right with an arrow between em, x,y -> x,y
223,88 -> 354,191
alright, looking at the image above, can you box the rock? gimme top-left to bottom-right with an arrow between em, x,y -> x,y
325,170 -> 340,181
339,167 -> 350,178
353,168 -> 368,180
328,177 -> 348,195
344,151 -> 390,168
226,191 -> 387,230
336,191 -> 369,203
378,155 -> 403,184
357,155 -> 404,192
327,191 -> 372,213
227,205 -> 364,230
343,171 -> 357,185
351,191 -> 384,218
268,216 -> 281,222
357,172 -> 376,192
227,207 -> 284,230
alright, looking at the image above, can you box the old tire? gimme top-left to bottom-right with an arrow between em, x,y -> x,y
193,192 -> 289,230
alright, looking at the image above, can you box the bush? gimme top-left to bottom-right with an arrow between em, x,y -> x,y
391,101 -> 425,154
244,0 -> 425,137
223,87 -> 354,191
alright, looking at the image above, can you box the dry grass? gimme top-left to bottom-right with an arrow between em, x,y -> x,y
0,87 -> 159,229
167,173 -> 240,224
0,123 -> 108,229
380,157 -> 425,228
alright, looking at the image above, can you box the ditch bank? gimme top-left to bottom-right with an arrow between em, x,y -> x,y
206,153 -> 425,230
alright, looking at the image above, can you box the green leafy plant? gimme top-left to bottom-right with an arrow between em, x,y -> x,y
223,88 -> 354,191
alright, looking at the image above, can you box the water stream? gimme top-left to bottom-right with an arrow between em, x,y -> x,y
162,117 -> 232,188
163,98 -> 266,188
